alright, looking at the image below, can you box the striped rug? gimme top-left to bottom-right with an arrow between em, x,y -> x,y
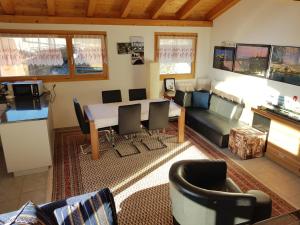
52,123 -> 295,224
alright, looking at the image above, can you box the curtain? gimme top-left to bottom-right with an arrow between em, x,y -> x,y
73,35 -> 106,66
158,38 -> 195,63
0,35 -> 64,66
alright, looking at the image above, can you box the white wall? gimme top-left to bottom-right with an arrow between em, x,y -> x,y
209,0 -> 300,122
0,23 -> 211,128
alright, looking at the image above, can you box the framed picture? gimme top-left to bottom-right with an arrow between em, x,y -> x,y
164,78 -> 175,92
117,42 -> 131,54
268,45 -> 300,86
213,46 -> 235,71
234,44 -> 271,77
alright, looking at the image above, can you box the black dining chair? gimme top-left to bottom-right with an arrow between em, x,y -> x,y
102,90 -> 122,103
142,101 -> 170,150
112,104 -> 142,157
73,98 -> 111,154
128,88 -> 147,101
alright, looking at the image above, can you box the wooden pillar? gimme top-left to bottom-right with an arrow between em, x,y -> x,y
178,107 -> 185,143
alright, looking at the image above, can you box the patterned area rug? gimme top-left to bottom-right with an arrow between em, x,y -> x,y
52,123 -> 295,224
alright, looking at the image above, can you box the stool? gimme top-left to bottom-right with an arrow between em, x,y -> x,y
229,126 -> 266,159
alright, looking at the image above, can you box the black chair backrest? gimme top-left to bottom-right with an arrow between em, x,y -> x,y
148,101 -> 170,130
118,104 -> 141,135
102,90 -> 122,103
129,88 -> 147,101
73,98 -> 90,134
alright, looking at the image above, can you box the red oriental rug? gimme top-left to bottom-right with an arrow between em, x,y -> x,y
52,123 -> 295,224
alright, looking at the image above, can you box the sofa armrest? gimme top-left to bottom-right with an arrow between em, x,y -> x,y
174,90 -> 192,107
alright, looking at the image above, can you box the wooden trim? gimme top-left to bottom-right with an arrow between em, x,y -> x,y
0,29 -> 107,36
176,0 -> 203,20
120,0 -> 133,18
151,0 -> 169,19
0,0 -> 15,15
0,15 -> 213,27
155,32 -> 197,80
87,0 -> 97,17
205,0 -> 240,21
0,29 -> 109,82
46,0 -> 56,16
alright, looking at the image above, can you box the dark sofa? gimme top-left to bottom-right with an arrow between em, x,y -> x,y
174,90 -> 246,148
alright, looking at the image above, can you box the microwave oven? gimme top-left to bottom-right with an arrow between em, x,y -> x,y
4,80 -> 44,98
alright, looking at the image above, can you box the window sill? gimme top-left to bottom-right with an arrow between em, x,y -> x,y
0,74 -> 109,82
159,73 -> 194,80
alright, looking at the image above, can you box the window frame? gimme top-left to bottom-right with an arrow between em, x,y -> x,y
0,29 -> 109,82
154,32 -> 197,80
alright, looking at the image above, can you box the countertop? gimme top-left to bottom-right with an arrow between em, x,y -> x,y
0,95 -> 50,124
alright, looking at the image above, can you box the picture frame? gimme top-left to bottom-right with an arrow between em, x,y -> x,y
213,46 -> 235,71
268,45 -> 300,86
164,78 -> 175,92
234,44 -> 271,77
117,42 -> 132,54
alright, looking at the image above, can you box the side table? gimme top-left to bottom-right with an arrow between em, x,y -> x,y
229,126 -> 267,160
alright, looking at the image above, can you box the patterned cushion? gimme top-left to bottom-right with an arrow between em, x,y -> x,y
4,201 -> 54,225
54,188 -> 117,225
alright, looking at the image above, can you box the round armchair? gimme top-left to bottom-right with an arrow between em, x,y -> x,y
169,159 -> 272,225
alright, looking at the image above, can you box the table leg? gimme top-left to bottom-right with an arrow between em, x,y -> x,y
89,121 -> 99,160
178,107 -> 185,143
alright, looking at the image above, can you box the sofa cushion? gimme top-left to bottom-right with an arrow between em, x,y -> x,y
192,91 -> 210,109
209,94 -> 244,120
186,108 -> 243,135
54,188 -> 117,225
174,90 -> 192,107
4,201 -> 54,225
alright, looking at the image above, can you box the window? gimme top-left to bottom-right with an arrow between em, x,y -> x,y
155,32 -> 197,80
0,30 -> 108,82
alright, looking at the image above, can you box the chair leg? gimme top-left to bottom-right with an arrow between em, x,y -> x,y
142,129 -> 167,151
114,134 -> 140,157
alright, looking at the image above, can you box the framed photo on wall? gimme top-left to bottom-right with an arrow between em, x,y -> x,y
164,78 -> 175,92
234,44 -> 271,77
268,45 -> 300,86
213,46 -> 235,71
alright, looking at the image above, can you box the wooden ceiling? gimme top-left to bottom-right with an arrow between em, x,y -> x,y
0,0 -> 240,26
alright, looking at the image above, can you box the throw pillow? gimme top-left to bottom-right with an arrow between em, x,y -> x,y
54,188 -> 117,225
195,78 -> 211,91
5,201 -> 54,225
192,91 -> 210,109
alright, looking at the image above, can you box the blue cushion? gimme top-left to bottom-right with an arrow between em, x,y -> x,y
192,91 -> 210,109
4,201 -> 54,225
54,188 -> 117,225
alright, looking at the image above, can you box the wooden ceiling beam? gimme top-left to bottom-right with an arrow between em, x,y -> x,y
176,0 -> 203,20
47,0 -> 56,16
205,0 -> 240,21
151,0 -> 169,19
0,0 -> 15,15
0,15 -> 213,27
120,0 -> 133,18
87,0 -> 97,17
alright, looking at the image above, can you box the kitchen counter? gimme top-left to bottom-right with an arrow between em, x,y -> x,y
0,95 -> 50,123
0,94 -> 53,176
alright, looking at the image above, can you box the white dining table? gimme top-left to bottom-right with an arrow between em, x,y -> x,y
83,99 -> 186,160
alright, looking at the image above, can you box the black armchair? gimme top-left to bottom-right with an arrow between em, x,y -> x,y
169,160 -> 272,225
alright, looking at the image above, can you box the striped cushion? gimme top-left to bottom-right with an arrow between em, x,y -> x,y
54,188 -> 117,225
4,201 -> 54,225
